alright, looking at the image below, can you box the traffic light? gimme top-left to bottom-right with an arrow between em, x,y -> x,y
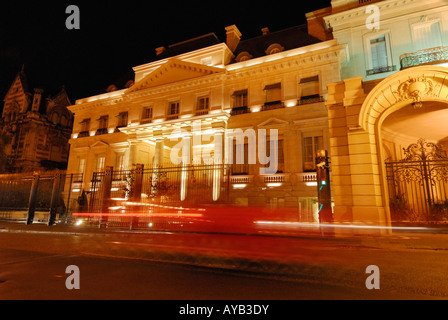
316,150 -> 333,224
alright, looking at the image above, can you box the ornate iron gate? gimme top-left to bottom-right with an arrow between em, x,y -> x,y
386,139 -> 448,222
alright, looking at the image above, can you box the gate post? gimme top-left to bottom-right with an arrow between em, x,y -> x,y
26,172 -> 40,225
130,164 -> 144,229
100,166 -> 113,228
48,171 -> 61,226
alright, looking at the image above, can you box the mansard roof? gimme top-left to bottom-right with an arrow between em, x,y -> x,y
150,33 -> 222,62
231,25 -> 322,63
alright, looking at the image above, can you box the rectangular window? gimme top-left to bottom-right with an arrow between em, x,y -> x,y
299,76 -> 320,100
167,102 -> 180,120
261,139 -> 285,174
96,115 -> 109,135
78,158 -> 86,174
370,35 -> 388,70
233,90 -> 248,108
412,21 -> 442,51
115,153 -> 126,179
117,112 -> 128,128
303,135 -> 323,172
264,83 -> 282,103
98,115 -> 108,129
79,119 -> 90,137
142,107 -> 153,123
231,89 -> 250,115
96,156 -> 105,172
232,142 -> 250,175
196,96 -> 210,115
262,83 -> 283,111
365,33 -> 395,76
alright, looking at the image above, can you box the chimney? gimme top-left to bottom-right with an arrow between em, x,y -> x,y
262,27 -> 270,36
155,46 -> 166,56
225,25 -> 242,52
32,88 -> 43,113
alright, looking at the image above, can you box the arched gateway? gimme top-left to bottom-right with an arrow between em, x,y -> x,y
326,66 -> 448,228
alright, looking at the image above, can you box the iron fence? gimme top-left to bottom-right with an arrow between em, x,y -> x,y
77,164 -> 231,229
0,171 -> 83,224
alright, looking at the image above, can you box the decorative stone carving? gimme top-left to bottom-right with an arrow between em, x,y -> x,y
394,78 -> 439,109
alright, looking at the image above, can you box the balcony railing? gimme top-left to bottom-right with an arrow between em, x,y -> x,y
166,115 -> 179,121
261,101 -> 284,112
195,110 -> 209,117
78,131 -> 90,138
297,95 -> 324,106
95,128 -> 108,136
366,65 -> 397,76
400,46 -> 448,70
231,106 -> 250,116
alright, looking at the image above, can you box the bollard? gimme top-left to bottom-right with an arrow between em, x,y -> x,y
26,172 -> 40,225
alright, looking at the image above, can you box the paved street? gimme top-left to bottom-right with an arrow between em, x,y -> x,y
1,221 -> 448,300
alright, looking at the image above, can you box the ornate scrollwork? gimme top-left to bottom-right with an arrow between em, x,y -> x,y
394,78 -> 439,109
403,139 -> 447,161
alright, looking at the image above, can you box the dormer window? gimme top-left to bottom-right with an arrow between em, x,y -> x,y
265,43 -> 284,55
236,52 -> 253,62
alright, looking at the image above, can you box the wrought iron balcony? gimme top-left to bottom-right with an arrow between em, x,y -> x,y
366,65 -> 397,76
95,128 -> 108,136
77,131 -> 90,138
261,101 -> 284,112
400,46 -> 448,70
194,110 -> 209,117
297,95 -> 324,106
230,106 -> 250,116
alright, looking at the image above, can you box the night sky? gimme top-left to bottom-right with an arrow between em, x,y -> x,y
0,1 -> 331,104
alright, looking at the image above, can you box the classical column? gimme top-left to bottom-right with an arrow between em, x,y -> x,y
151,137 -> 164,197
180,134 -> 191,202
213,130 -> 224,201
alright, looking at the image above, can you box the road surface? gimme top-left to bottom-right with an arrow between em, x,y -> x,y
1,222 -> 448,300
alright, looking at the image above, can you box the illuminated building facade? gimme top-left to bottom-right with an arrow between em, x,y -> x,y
319,0 -> 448,226
67,23 -> 347,220
0,69 -> 73,172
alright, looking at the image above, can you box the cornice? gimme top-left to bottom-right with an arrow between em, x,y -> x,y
69,41 -> 347,111
325,0 -> 447,30
226,43 -> 347,80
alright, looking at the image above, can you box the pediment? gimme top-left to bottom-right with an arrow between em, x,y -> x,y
257,118 -> 290,129
90,140 -> 109,148
127,59 -> 223,93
